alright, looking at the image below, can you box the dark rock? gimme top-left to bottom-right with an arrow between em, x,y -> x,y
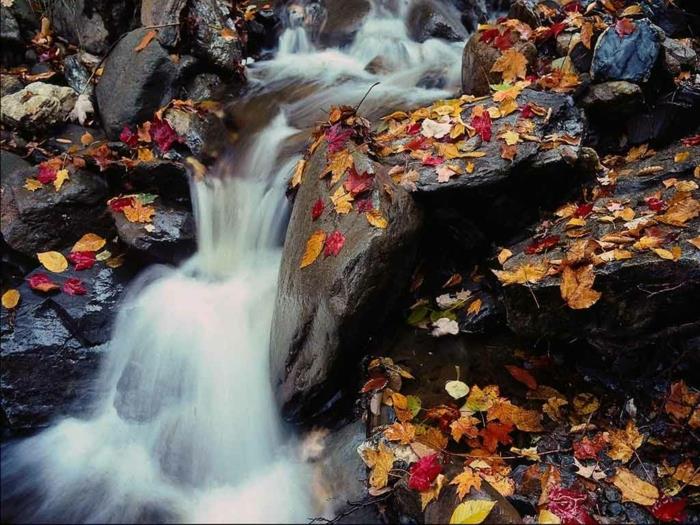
317,0 -> 371,48
51,0 -> 139,55
182,73 -> 223,101
580,81 -> 644,117
591,19 -> 662,83
141,0 -> 188,48
62,54 -> 93,95
0,6 -> 23,67
645,0 -> 700,38
163,107 -> 229,159
271,145 -> 423,421
119,160 -> 191,206
0,263 -> 134,430
110,202 -> 195,264
456,0 -> 488,33
96,28 -> 180,139
406,0 -> 468,43
245,6 -> 282,58
623,503 -> 655,524
508,0 -> 561,28
1,167 -> 110,257
0,74 -> 23,98
662,38 -> 698,76
184,0 -> 244,74
0,150 -> 30,178
499,142 -> 700,352
0,82 -> 77,134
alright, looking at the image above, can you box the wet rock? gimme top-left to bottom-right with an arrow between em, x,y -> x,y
406,0 -> 468,43
456,0 -> 489,33
591,19 -> 662,83
0,82 -> 77,134
645,0 -> 700,38
662,38 -> 697,76
0,74 -> 23,98
580,81 -> 644,117
163,107 -> 229,159
0,150 -> 30,178
245,5 -> 282,58
271,145 -> 423,421
1,168 -> 110,257
96,28 -> 179,139
509,0 -> 561,28
184,0 -> 244,74
461,33 -> 537,95
120,160 -> 191,205
0,263 -> 134,430
182,73 -> 223,101
0,6 -> 23,67
62,54 -> 94,95
51,0 -> 139,55
110,202 -> 195,264
141,0 -> 188,48
499,142 -> 700,352
317,0 -> 371,48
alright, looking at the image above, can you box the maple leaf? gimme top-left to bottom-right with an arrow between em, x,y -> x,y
525,235 -> 560,255
384,422 -> 415,445
324,149 -> 354,184
425,405 -> 461,432
546,486 -> 596,525
26,273 -> 60,293
471,110 -> 492,142
480,421 -> 513,452
408,453 -> 442,491
451,467 -> 482,500
560,265 -> 601,310
491,48 -> 528,83
361,442 -> 395,490
651,497 -> 688,523
150,118 -> 179,152
123,201 -> 156,223
614,18 -> 636,37
63,277 -> 87,296
505,365 -> 537,389
573,433 -> 608,460
465,385 -> 500,412
120,126 -> 138,148
665,380 -> 699,421
421,118 -> 451,139
500,144 -> 517,161
366,209 -> 388,229
450,416 -> 480,442
68,251 -> 96,271
311,198 -> 324,221
492,262 -> 548,286
344,167 -> 373,195
355,198 -> 373,212
324,230 -> 345,257
608,420 -> 643,463
330,186 -> 354,214
36,163 -> 57,184
488,400 -> 543,432
24,178 -> 43,191
612,468 -> 659,506
108,196 -> 136,212
325,123 -> 353,154
300,230 -> 326,268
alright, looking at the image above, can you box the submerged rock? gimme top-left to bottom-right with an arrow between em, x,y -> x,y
0,82 -> 77,134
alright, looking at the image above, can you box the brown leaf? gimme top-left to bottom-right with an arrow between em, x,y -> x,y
123,201 -> 155,223
450,467 -> 482,500
360,442 -> 395,490
291,158 -> 306,188
300,230 -> 326,268
134,29 -> 158,52
505,365 -> 538,390
491,48 -> 528,83
450,416 -> 480,443
560,264 -> 601,309
608,420 -> 643,463
665,380 -> 699,421
612,468 -> 659,506
384,422 -> 416,445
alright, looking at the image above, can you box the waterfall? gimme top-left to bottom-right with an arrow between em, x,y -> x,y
1,1 -> 467,522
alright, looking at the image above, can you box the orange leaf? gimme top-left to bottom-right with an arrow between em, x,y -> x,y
560,264 -> 601,310
384,422 -> 416,445
665,380 -> 699,421
450,416 -> 480,443
505,365 -> 538,390
491,48 -> 528,83
123,201 -> 155,223
300,230 -> 326,268
134,29 -> 158,52
450,467 -> 482,500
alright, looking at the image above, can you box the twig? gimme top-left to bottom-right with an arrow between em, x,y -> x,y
354,82 -> 381,113
308,494 -> 391,525
637,282 -> 685,298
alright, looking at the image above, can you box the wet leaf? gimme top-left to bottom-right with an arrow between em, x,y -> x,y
471,109 -> 492,142
53,169 -> 69,191
573,433 -> 608,460
409,453 -> 442,491
608,420 -> 643,463
151,118 -> 179,152
651,497 -> 688,523
465,385 -> 500,412
451,467 -> 482,500
384,421 -> 416,445
360,442 -> 395,490
446,380 -> 469,400
497,248 -> 513,265
72,233 -> 106,252
63,277 -> 87,296
134,29 -> 157,51
491,48 -> 528,83
466,298 -> 482,316
123,201 -> 156,223
26,273 -> 60,293
492,262 -> 548,286
108,196 -> 136,212
505,365 -> 537,389
366,209 -> 388,229
36,163 -> 57,184
612,468 -> 659,506
24,178 -> 43,191
560,265 -> 601,309
451,416 -> 480,442
480,421 -> 514,452
37,251 -> 68,273
360,376 -> 388,393
324,230 -> 345,257
538,509 -> 561,524
573,393 -> 600,416
300,230 -> 326,268
311,198 -> 324,221
1,289 -> 20,309
420,473 -> 446,510
449,499 -> 496,524
68,251 -> 96,271
665,380 -> 699,421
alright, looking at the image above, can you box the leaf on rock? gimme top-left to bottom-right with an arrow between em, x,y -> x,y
311,198 -> 324,221
451,467 -> 482,500
560,265 -> 601,309
665,380 -> 699,421
36,163 -> 57,184
614,18 -> 636,37
480,421 -> 514,452
465,385 -> 500,412
449,499 -> 496,524
608,420 -> 643,463
24,178 -> 43,191
612,468 -> 659,506
366,209 -> 388,229
134,29 -> 157,52
420,473 -> 446,511
384,422 -> 416,445
573,433 -> 608,460
53,169 -> 69,191
300,230 -> 326,268
421,118 -> 452,139
37,251 -> 68,273
651,497 -> 688,523
27,273 -> 60,293
467,298 -> 482,316
331,185 -> 354,214
344,167 -> 373,195
151,118 -> 179,152
408,453 -> 442,491
62,277 -> 87,296
361,442 -> 395,490
325,123 -> 353,154
546,486 -> 595,525
324,230 -> 345,257
108,196 -> 136,212
1,289 -> 20,309
68,251 -> 96,271
491,48 -> 528,83
451,416 -> 480,442
492,262 -> 548,286
471,109 -> 492,142
445,380 -> 469,400
72,233 -> 106,252
123,200 -> 156,223
291,158 -> 306,188
497,248 -> 513,265
656,197 -> 700,226
505,365 -> 538,390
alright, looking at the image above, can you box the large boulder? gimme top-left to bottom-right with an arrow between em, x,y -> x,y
141,0 -> 188,48
406,0 -> 469,43
271,142 -> 423,421
1,167 -> 110,257
580,80 -> 644,118
0,82 -> 77,134
0,262 -> 134,430
316,0 -> 371,48
183,0 -> 244,73
96,28 -> 180,138
495,141 -> 700,351
0,6 -> 23,67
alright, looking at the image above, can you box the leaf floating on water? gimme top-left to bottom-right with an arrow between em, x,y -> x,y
1,289 -> 20,309
63,277 -> 87,296
37,251 -> 68,273
27,273 -> 60,293
300,230 -> 326,268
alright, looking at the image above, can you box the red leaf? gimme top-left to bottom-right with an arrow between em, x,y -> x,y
479,421 -> 513,452
324,230 -> 345,257
547,486 -> 597,525
325,123 -> 353,154
344,167 -> 374,195
651,497 -> 687,523
425,405 -> 461,432
480,28 -> 500,44
360,376 -> 389,393
408,454 -> 442,491
151,118 -> 179,152
27,273 -> 60,293
615,18 -> 636,38
406,135 -> 429,151
525,235 -> 559,254
550,22 -> 567,37
681,135 -> 700,147
564,1 -> 581,12
505,365 -> 538,390
406,122 -> 421,135
311,198 -> 325,221
422,155 -> 444,166
63,277 -> 87,296
493,31 -> 514,51
68,251 -> 96,271
573,434 -> 608,460
520,104 -> 535,119
36,164 -> 57,184
645,197 -> 667,212
119,126 -> 139,148
575,203 -> 594,218
355,197 -> 374,212
108,196 -> 136,212
471,112 -> 492,142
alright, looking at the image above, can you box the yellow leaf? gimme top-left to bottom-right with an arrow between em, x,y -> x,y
360,442 -> 395,490
573,393 -> 600,415
72,233 -> 106,252
449,499 -> 496,524
451,467 -> 482,500
560,265 -> 601,310
366,209 -> 388,229
467,298 -> 482,315
123,201 -> 155,223
657,197 -> 700,226
451,416 -> 480,442
689,236 -> 700,250
421,473 -> 446,510
300,230 -> 326,268
498,97 -> 519,117
608,420 -> 643,463
324,149 -> 354,184
652,248 -> 677,260
291,158 -> 306,188
1,289 -> 20,310
24,178 -> 43,191
501,130 -> 521,146
538,509 -> 562,524
137,148 -> 155,162
497,248 -> 513,265
220,27 -> 237,40
383,422 -> 415,445
612,468 -> 659,506
37,251 -> 68,273
674,151 -> 690,163
492,262 -> 548,286
80,131 -> 94,146
464,385 -> 500,412
331,185 -> 354,214
465,161 -> 475,174
53,169 -> 69,191
491,48 -> 528,83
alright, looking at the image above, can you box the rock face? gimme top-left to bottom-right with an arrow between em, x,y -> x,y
1,168 -> 110,257
316,0 -> 371,48
96,28 -> 179,138
406,0 -> 469,43
271,144 -> 423,420
0,6 -> 24,66
580,81 -> 644,117
0,82 -> 77,134
184,0 -> 244,73
498,142 -> 700,351
0,264 -> 133,429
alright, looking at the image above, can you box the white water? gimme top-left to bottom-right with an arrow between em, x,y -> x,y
1,1 -> 466,522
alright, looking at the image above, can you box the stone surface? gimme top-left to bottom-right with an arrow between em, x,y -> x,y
0,6 -> 23,67
184,0 -> 244,73
0,74 -> 23,98
182,72 -> 223,101
141,0 -> 188,48
406,0 -> 468,43
580,80 -> 644,116
1,167 -> 110,257
662,38 -> 698,76
163,107 -> 229,159
0,263 -> 134,430
96,28 -> 179,138
591,19 -> 662,83
271,145 -> 423,421
0,82 -> 77,134
317,0 -> 372,48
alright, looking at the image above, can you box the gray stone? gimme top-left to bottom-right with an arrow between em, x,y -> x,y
96,28 -> 179,138
317,0 -> 371,48
580,80 -> 644,116
163,107 -> 229,159
0,74 -> 23,98
0,150 -> 30,178
406,0 -> 468,43
186,0 -> 244,73
0,6 -> 23,67
183,73 -> 223,101
591,19 -> 662,83
141,0 -> 188,48
0,82 -> 77,134
662,38 -> 698,76
0,167 -> 110,256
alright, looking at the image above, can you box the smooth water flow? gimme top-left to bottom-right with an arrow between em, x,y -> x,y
1,2 -> 466,522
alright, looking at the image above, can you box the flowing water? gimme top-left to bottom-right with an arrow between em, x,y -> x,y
1,1 -> 466,522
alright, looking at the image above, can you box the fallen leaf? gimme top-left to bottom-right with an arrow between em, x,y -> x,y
330,185 -> 354,214
538,509 -> 562,524
37,251 -> 68,273
421,118 -> 451,139
505,365 -> 538,389
651,497 -> 688,523
80,131 -> 94,146
608,420 -> 643,463
451,467 -> 482,500
446,380 -> 470,400
291,158 -> 306,187
492,262 -> 548,286
325,123 -> 353,154
614,18 -> 636,37
366,209 -> 388,229
1,289 -> 20,309
150,118 -> 179,152
546,486 -> 595,524
72,233 -> 106,252
62,277 -> 87,296
300,230 -> 326,268
497,248 -> 513,265
52,169 -> 70,191
465,385 -> 500,412
68,251 -> 96,270
24,178 -> 43,191
311,198 -> 324,221
612,468 -> 659,506
361,442 -> 395,490
491,48 -> 528,83
409,453 -> 442,491
134,29 -> 158,52
384,422 -> 416,445
471,109 -> 492,142
480,421 -> 514,452
26,273 -> 60,293
324,230 -> 345,257
572,393 -> 600,416
560,265 -> 601,309
665,380 -> 699,421
467,298 -> 482,315
451,416 -> 480,442
123,200 -> 156,223
449,499 -> 496,524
